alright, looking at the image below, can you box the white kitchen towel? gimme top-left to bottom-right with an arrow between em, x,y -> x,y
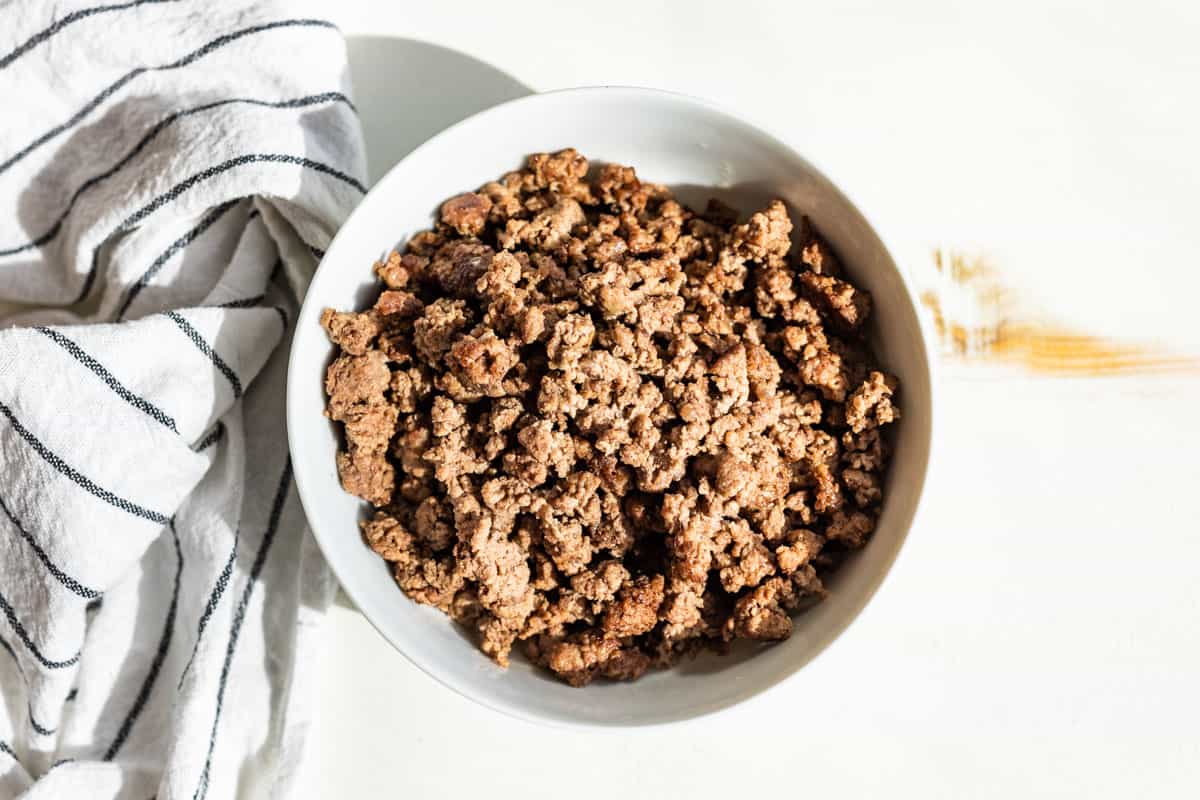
0,1 -> 366,798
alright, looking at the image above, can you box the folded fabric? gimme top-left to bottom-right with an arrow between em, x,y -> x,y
0,2 -> 366,797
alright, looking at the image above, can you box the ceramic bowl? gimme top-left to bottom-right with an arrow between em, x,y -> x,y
286,86 -> 935,727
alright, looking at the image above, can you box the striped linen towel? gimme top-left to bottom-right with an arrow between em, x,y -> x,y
0,2 -> 366,797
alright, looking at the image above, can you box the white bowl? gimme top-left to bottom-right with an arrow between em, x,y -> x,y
287,87 -> 935,728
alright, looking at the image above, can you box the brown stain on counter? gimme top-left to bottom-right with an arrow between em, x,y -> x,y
920,250 -> 1200,377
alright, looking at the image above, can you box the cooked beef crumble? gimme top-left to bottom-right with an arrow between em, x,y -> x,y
321,149 -> 900,686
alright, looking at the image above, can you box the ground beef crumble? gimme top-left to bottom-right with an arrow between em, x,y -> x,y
322,149 -> 901,686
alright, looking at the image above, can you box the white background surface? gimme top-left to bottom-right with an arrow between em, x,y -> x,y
295,2 -> 1200,797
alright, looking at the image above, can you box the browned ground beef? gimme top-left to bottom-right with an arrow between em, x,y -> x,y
321,149 -> 900,686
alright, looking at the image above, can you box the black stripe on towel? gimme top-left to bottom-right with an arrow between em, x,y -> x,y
114,199 -> 242,321
104,520 -> 183,760
178,524 -> 239,687
191,462 -> 291,800
0,93 -> 352,259
0,19 -> 340,177
76,153 -> 365,301
0,400 -> 171,525
0,739 -> 14,759
0,586 -> 81,669
217,295 -> 265,310
163,312 -> 242,398
195,423 -> 225,452
116,155 -> 366,230
0,0 -> 179,71
0,492 -> 102,600
35,326 -> 178,432
29,707 -> 54,736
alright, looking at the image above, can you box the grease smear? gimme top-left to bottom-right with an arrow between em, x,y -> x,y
918,249 -> 1198,376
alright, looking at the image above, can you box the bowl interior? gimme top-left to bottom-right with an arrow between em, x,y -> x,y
287,88 -> 933,727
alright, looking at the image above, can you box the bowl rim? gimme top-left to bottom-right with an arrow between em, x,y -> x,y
286,84 -> 939,730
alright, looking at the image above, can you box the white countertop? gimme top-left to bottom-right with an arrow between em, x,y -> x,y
295,2 -> 1200,797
